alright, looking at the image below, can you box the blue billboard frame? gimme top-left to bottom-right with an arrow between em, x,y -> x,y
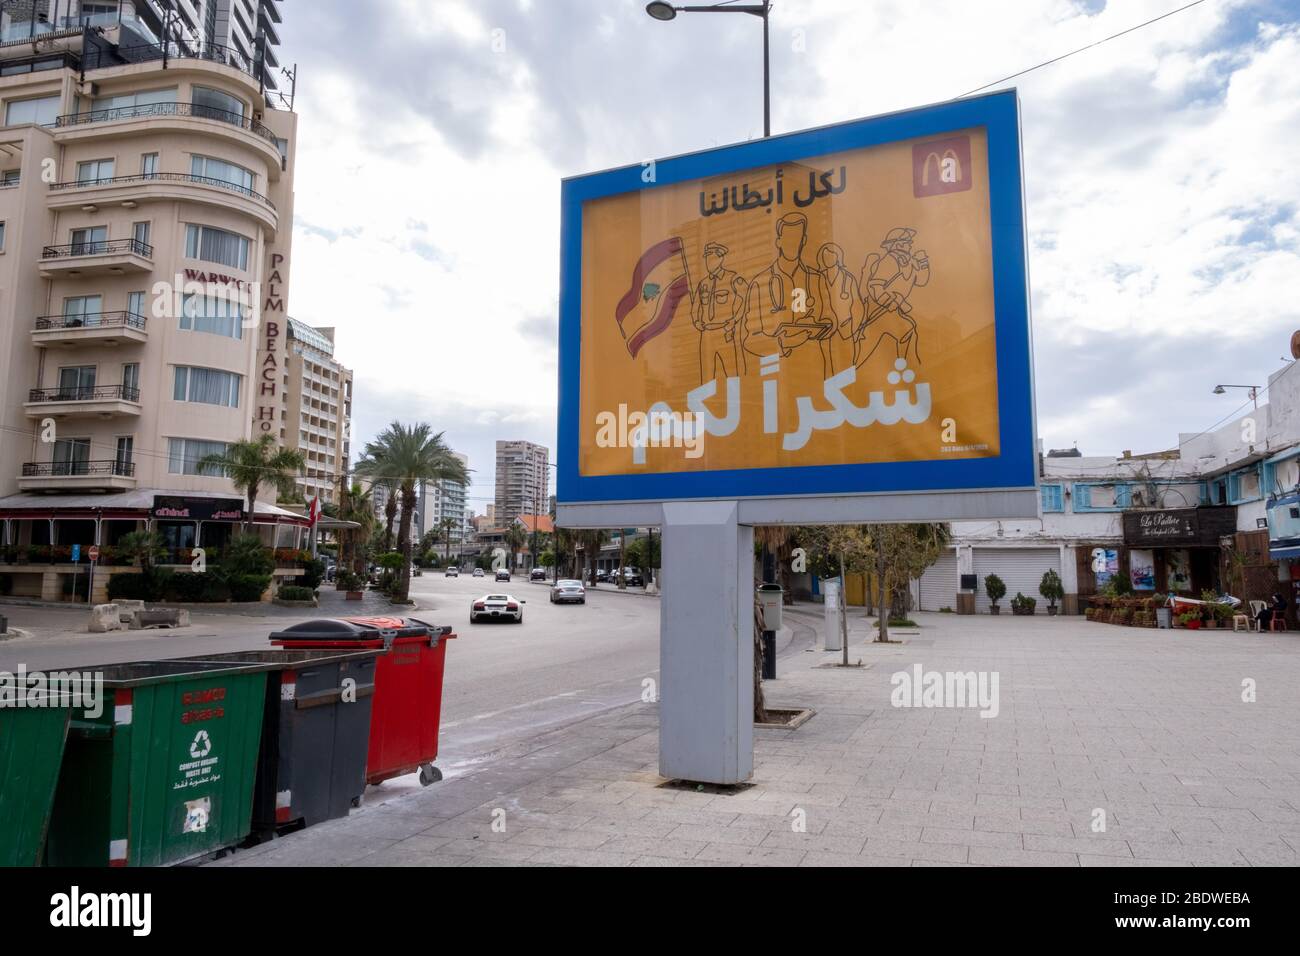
557,90 -> 1035,505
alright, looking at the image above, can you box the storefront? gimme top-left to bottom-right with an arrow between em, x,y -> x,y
1266,492 -> 1300,626
1115,506 -> 1238,597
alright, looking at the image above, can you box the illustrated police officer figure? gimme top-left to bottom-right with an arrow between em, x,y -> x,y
742,212 -> 833,377
858,226 -> 930,368
693,241 -> 747,384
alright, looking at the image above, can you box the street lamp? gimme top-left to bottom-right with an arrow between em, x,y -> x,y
644,1 -> 772,138
1213,384 -> 1260,408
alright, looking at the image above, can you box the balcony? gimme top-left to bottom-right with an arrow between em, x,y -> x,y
53,101 -> 281,168
24,385 -> 143,420
39,238 -> 153,277
31,312 -> 148,348
48,171 -> 278,233
18,459 -> 137,493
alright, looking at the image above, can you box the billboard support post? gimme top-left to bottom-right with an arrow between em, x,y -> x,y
659,500 -> 753,784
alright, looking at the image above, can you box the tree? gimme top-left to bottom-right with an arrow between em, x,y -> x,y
118,529 -> 165,570
577,529 -> 608,585
754,525 -> 793,596
439,516 -> 459,563
354,423 -> 469,604
504,523 -> 527,572
198,434 -> 305,534
381,483 -> 398,553
624,534 -> 661,575
336,480 -> 377,585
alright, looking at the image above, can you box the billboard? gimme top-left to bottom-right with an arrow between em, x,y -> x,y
558,91 -> 1036,520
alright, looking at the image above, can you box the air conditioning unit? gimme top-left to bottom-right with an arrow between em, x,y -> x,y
80,81 -> 99,97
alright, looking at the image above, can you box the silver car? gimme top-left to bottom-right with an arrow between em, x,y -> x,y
470,593 -> 524,623
549,579 -> 586,604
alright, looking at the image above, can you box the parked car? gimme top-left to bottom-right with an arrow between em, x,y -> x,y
473,568 -> 485,578
470,593 -> 525,623
595,570 -> 613,584
550,579 -> 586,604
495,568 -> 511,582
622,568 -> 644,587
530,567 -> 547,581
445,566 -> 459,577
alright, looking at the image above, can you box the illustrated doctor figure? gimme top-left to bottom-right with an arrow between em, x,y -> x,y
692,241 -> 746,384
817,241 -> 865,375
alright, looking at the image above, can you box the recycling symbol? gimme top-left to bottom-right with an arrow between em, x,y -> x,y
189,730 -> 212,759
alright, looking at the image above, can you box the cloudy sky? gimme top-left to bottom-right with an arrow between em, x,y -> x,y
282,0 -> 1300,511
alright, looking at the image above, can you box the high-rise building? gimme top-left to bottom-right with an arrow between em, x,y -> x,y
0,3 -> 300,599
2,2 -> 287,97
495,440 -> 549,525
284,318 -> 352,506
425,450 -> 469,547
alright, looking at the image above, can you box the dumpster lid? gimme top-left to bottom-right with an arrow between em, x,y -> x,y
88,659 -> 281,688
268,616 -> 451,644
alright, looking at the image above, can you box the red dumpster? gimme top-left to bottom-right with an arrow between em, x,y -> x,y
268,617 -> 455,786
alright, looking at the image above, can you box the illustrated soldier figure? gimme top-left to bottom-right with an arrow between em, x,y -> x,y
742,212 -> 833,377
692,241 -> 747,383
816,241 -> 865,375
857,227 -> 930,367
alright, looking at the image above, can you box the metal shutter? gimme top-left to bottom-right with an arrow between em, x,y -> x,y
973,547 -> 1061,614
918,549 -> 958,611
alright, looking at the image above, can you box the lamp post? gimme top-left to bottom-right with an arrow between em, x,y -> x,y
1212,384 -> 1260,409
645,1 -> 772,138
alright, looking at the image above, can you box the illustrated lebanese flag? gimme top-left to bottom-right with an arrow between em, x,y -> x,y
307,496 -> 321,526
614,237 -> 691,358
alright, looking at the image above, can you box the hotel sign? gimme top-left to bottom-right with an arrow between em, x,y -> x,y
253,251 -> 287,435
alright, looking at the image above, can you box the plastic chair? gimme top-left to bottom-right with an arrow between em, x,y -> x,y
1271,614 -> 1288,632
1248,600 -> 1267,632
1232,613 -> 1250,632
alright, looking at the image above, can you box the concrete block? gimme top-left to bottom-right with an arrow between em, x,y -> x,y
88,604 -> 123,633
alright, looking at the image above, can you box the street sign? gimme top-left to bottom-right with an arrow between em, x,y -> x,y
88,545 -> 100,562
71,544 -> 81,563
558,90 -> 1037,525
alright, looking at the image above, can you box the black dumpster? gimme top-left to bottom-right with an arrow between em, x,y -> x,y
169,649 -> 380,837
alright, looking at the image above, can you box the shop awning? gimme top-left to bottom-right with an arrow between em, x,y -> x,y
0,489 -> 308,526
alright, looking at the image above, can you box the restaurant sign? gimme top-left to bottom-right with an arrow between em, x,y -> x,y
151,496 -> 245,522
1124,510 -> 1197,544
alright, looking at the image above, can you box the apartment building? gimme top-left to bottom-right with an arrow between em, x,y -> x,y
284,317 -> 352,506
495,439 -> 548,525
0,6 -> 302,599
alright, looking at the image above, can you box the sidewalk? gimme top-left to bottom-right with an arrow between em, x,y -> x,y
212,610 -> 1300,867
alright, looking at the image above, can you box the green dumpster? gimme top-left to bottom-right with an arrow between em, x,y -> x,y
0,694 -> 73,866
45,660 -> 274,867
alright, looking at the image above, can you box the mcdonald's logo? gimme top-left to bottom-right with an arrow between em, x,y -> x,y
912,135 -> 972,198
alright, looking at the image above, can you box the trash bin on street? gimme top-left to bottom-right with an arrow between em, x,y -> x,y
823,580 -> 843,651
45,660 -> 274,867
757,584 -> 783,679
0,695 -> 72,866
170,649 -> 381,836
268,617 -> 456,787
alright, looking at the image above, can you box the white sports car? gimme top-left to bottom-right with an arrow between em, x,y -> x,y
470,593 -> 525,623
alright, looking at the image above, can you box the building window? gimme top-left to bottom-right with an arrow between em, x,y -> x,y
52,438 -> 91,475
70,226 -> 108,255
184,223 -> 250,270
191,154 -> 254,194
115,436 -> 134,470
141,152 -> 159,177
0,220 -> 5,251
180,293 -> 245,339
173,366 -> 242,408
4,94 -> 61,127
57,366 -> 96,396
132,221 -> 151,247
91,88 -> 176,114
122,363 -> 140,396
76,159 -> 115,183
126,291 -> 145,318
191,86 -> 245,122
63,295 -> 104,325
2,169 -> 19,185
1040,484 -> 1064,513
167,438 -> 230,476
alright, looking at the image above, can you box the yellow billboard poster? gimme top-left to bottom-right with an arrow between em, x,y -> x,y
578,126 -> 1000,479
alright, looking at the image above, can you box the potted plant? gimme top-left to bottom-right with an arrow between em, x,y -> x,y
1010,592 -> 1036,616
984,573 -> 1006,614
338,571 -> 364,601
1177,610 -> 1202,630
1039,569 -> 1063,616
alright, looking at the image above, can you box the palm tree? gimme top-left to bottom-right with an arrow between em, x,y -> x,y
578,529 -> 609,586
354,422 -> 469,603
504,522 -> 527,572
439,516 -> 458,563
198,434 -> 305,535
337,479 -> 377,582
381,482 -> 398,553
